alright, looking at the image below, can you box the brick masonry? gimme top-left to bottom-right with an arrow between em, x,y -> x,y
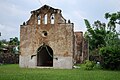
19,5 -> 88,69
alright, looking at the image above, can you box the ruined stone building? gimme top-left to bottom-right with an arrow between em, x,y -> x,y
20,5 -> 88,69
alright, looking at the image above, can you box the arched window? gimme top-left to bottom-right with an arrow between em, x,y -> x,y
38,15 -> 41,25
44,14 -> 47,24
51,14 -> 55,24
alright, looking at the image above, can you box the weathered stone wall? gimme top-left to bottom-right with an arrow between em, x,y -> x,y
81,39 -> 89,62
74,32 -> 88,63
20,5 -> 74,69
74,32 -> 83,63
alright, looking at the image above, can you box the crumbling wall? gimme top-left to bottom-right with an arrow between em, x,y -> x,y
81,39 -> 89,62
74,32 -> 89,63
20,5 -> 74,69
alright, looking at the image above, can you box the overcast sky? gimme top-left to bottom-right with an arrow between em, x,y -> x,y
0,0 -> 120,40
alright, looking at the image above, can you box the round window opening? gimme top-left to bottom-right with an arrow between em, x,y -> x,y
42,31 -> 48,37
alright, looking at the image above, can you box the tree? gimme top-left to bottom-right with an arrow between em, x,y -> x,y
9,37 -> 20,53
100,12 -> 120,70
9,37 -> 19,46
84,12 -> 120,70
105,12 -> 120,31
84,19 -> 107,55
104,12 -> 120,46
100,45 -> 120,70
0,37 -> 19,64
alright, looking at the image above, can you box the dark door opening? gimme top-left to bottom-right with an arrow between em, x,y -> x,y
37,45 -> 53,67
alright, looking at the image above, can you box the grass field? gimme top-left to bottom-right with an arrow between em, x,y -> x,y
0,64 -> 120,80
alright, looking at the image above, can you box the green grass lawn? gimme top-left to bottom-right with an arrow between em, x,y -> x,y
0,64 -> 120,80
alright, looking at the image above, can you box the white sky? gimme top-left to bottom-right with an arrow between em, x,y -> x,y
0,0 -> 120,40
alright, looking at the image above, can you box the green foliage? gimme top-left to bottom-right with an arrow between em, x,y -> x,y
0,37 -> 19,64
105,12 -> 120,31
83,60 -> 95,70
84,12 -> 120,70
84,19 -> 107,55
100,46 -> 120,70
100,12 -> 120,70
84,12 -> 120,54
0,40 -> 8,51
9,37 -> 19,46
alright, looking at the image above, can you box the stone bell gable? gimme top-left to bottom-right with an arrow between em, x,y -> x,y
20,5 -> 74,69
26,5 -> 66,25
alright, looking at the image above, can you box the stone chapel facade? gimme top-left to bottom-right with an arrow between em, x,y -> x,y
20,5 -> 88,69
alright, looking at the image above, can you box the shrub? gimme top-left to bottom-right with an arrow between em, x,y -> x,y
84,60 -> 95,70
0,52 -> 19,64
100,46 -> 120,70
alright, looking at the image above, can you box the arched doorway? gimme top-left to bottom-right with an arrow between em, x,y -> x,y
37,44 -> 53,67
